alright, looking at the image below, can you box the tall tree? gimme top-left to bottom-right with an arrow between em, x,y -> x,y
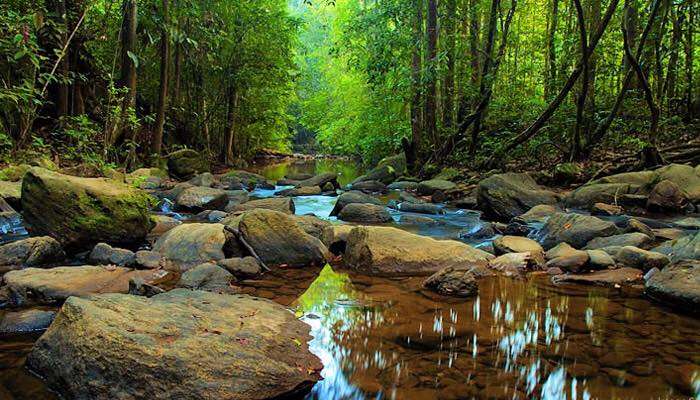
443,0 -> 457,130
109,0 -> 138,146
152,0 -> 170,156
545,0 -> 560,100
406,0 -> 424,171
424,0 -> 439,145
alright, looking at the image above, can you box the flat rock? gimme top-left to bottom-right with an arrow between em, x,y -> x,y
338,203 -> 392,223
513,204 -> 559,224
26,289 -> 322,400
88,243 -> 135,267
350,180 -> 387,193
395,202 -> 444,215
552,267 -> 644,287
615,246 -> 670,271
387,181 -> 419,191
545,242 -> 578,260
276,186 -> 322,197
645,260 -> 700,313
345,226 -> 492,276
416,179 -> 457,196
228,198 -> 295,215
537,212 -> 619,249
546,250 -> 590,273
584,233 -> 653,250
218,257 -> 262,278
586,249 -> 616,269
178,263 -> 235,293
652,232 -> 700,263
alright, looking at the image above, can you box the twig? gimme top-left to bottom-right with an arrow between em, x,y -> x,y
223,225 -> 270,271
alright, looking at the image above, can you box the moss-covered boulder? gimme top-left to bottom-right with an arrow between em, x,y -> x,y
167,149 -> 208,180
477,173 -> 560,222
0,164 -> 31,181
553,163 -> 583,184
0,180 -> 22,208
21,168 -> 155,252
125,168 -> 169,189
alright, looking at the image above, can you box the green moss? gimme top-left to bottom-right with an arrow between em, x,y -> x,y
0,164 -> 31,181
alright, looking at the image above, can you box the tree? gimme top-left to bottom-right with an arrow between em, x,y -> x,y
152,0 -> 170,156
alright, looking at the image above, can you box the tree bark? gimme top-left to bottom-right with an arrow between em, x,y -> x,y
571,0 -> 588,160
110,0 -> 138,146
469,0 -> 481,87
152,0 -> 170,156
424,0 -> 438,146
684,2 -> 694,120
223,86 -> 239,165
443,0 -> 457,130
408,0 -> 423,172
545,0 -> 559,100
664,8 -> 681,103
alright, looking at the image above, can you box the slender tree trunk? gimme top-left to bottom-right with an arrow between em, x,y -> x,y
424,0 -> 438,146
586,0 -> 601,115
469,0 -> 481,88
152,0 -> 170,156
571,0 -> 588,160
407,0 -> 423,172
684,2 -> 694,120
664,8 -> 681,103
172,42 -> 182,108
443,0 -> 457,130
110,0 -> 137,146
224,86 -> 238,165
546,0 -> 559,100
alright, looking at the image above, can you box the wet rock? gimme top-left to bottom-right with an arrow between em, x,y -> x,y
489,253 -> 537,276
450,196 -> 478,209
218,257 -> 262,279
586,249 -> 616,269
88,243 -> 136,267
660,364 -> 700,396
225,190 -> 249,206
128,276 -> 165,297
673,217 -> 700,229
153,223 -> 240,271
615,246 -> 670,271
0,309 -> 56,335
416,179 -> 457,196
285,172 -> 314,181
296,173 -> 340,190
546,250 -> 590,273
345,226 -> 492,276
584,233 -> 653,250
459,223 -> 496,241
338,203 -> 392,223
477,173 -> 559,222
423,266 -> 479,297
399,215 -> 441,225
591,202 -> 623,216
321,225 -> 354,254
625,218 -> 655,239
493,235 -> 544,256
221,170 -> 267,188
537,212 -> 619,249
2,266 -> 164,307
395,202 -> 444,215
545,242 -> 578,259
0,180 -> 21,208
228,197 -> 295,215
194,209 -> 228,222
149,215 -> 182,237
652,232 -> 700,263
126,168 -> 168,189
238,209 -> 328,267
352,164 -> 398,185
26,289 -> 322,400
399,191 -> 427,204
647,179 -> 688,213
294,215 -> 331,240
177,262 -> 235,293
161,182 -> 193,201
21,168 -> 154,252
552,267 -> 644,287
186,172 -> 215,188
645,260 -> 700,313
350,180 -> 387,193
0,236 -> 64,270
329,191 -> 383,216
175,186 -> 227,212
134,250 -> 162,269
167,149 -> 208,180
276,186 -> 322,197
513,204 -> 559,224
553,163 -> 582,184
387,181 -> 419,191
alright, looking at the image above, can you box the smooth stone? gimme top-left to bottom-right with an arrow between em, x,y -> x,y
586,249 -> 616,269
338,203 -> 392,223
645,260 -> 700,313
416,179 -> 457,196
149,215 -> 182,237
175,186 -> 228,212
652,231 -> 700,263
591,202 -> 623,216
477,173 -> 559,222
387,181 -> 419,191
218,257 -> 262,279
329,191 -> 382,217
395,202 -> 444,215
584,233 -> 653,250
321,225 -> 354,254
0,309 -> 56,335
186,172 -> 215,188
88,243 -> 136,267
545,242 -> 578,260
152,223 -> 240,271
276,186 -> 322,197
513,204 -> 558,224
616,246 -> 670,271
537,212 -> 619,249
177,263 -> 235,293
134,250 -> 163,269
350,180 -> 387,193
545,250 -> 590,273
0,236 -> 64,270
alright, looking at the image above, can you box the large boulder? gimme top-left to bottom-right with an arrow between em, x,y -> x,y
0,180 -> 22,208
293,215 -> 331,240
227,198 -> 295,215
329,191 -> 383,217
296,173 -> 340,190
26,290 -> 322,400
21,168 -> 154,251
652,232 -> 700,263
645,260 -> 700,313
647,179 -> 688,212
1,266 -> 163,307
349,180 -> 387,194
237,209 -> 328,267
221,170 -> 267,188
175,186 -> 228,212
152,223 -> 240,271
125,168 -> 168,189
167,149 -> 208,180
338,203 -> 392,223
477,173 -> 560,221
513,204 -> 559,225
0,236 -> 64,271
345,226 -> 492,276
536,212 -> 619,249
416,179 -> 457,196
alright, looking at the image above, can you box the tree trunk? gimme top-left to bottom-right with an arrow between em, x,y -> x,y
110,0 -> 138,146
545,0 -> 559,100
664,8 -> 681,103
443,0 -> 457,130
424,0 -> 438,146
408,0 -> 423,172
571,0 -> 588,160
469,0 -> 481,88
684,2 -> 694,120
152,0 -> 170,156
224,86 -> 239,165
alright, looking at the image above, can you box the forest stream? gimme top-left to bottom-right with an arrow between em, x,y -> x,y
1,158 -> 699,400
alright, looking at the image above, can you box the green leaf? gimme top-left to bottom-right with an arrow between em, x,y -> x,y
127,51 -> 139,68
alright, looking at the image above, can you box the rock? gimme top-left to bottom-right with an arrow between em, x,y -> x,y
329,191 -> 382,216
175,186 -> 228,212
537,212 -> 619,249
584,233 -> 653,250
177,263 -> 235,293
161,182 -> 193,201
513,204 -> 559,225
0,309 -> 56,335
377,153 -> 407,174
652,232 -> 700,263
238,209 -> 328,267
0,236 -> 64,270
134,250 -> 162,269
227,198 -> 295,215
128,276 -> 165,297
152,223 -> 240,271
451,196 -> 478,209
321,225 -> 354,254
387,181 -> 419,191
489,253 -> 538,275
276,186 -> 322,197
0,164 -> 31,182
552,267 -> 644,287
434,167 -> 461,181
423,267 -> 478,297
350,180 -> 387,193
338,203 -> 392,223
352,164 -> 397,185
21,168 -> 154,252
296,173 -> 340,190
399,191 -> 426,204
565,183 -> 644,209
167,149 -> 208,180
552,163 -> 582,184
294,215 -> 331,240
149,215 -> 182,237
399,215 -> 441,225
626,218 -> 655,239
591,202 -> 623,216
477,173 -> 560,222
0,180 -> 22,208
545,242 -> 578,260
673,217 -> 700,229
647,179 -> 688,212
1,266 -> 164,307
416,180 -> 457,196
345,226 -> 492,276
545,250 -> 590,273
645,260 -> 700,313
459,222 -> 496,241
493,235 -> 544,255
126,168 -> 168,189
653,228 -> 685,241
195,210 -> 228,222
395,202 -> 444,215
615,246 -> 670,271
88,243 -> 136,267
218,257 -> 262,279
225,190 -> 249,206
186,172 -> 215,188
221,170 -> 267,188
285,173 -> 314,181
586,249 -> 616,269
661,364 -> 700,396
26,290 -> 322,400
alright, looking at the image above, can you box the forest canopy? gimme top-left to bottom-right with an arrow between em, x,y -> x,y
0,0 -> 698,172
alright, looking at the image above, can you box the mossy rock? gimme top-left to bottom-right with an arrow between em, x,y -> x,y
434,167 -> 460,181
377,153 -> 407,174
167,149 -> 209,180
21,168 -> 156,252
0,164 -> 31,182
553,163 -> 583,184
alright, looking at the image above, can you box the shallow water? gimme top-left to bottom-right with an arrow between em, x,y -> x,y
1,158 -> 699,399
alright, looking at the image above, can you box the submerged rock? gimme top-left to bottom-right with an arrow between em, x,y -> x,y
153,223 -> 240,271
227,197 -> 295,215
329,191 -> 382,217
345,226 -> 492,276
22,168 -> 155,252
645,260 -> 700,313
26,290 -> 322,400
423,266 -> 479,297
537,212 -> 619,249
552,267 -> 644,287
338,203 -> 392,223
477,173 -> 560,222
394,202 -> 444,215
0,236 -> 64,271
0,309 -> 56,335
